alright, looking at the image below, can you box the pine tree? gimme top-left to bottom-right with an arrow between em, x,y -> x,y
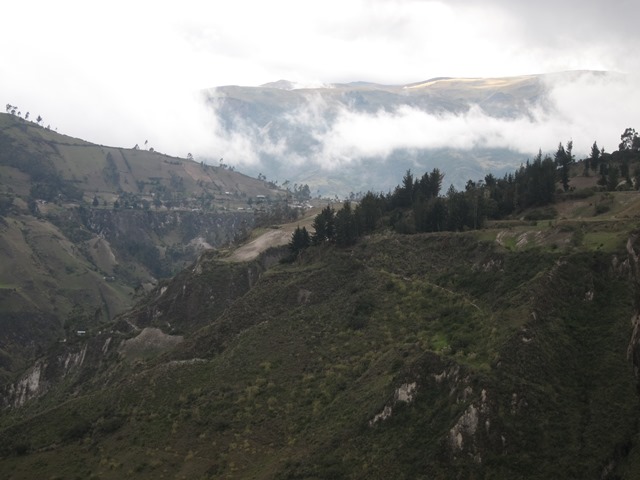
335,202 -> 358,246
555,142 -> 570,192
289,226 -> 310,255
417,168 -> 444,200
354,192 -> 383,234
312,206 -> 335,244
590,142 -> 600,172
392,170 -> 414,208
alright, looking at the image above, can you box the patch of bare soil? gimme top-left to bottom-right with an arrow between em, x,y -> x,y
555,199 -> 591,218
227,206 -> 325,262
88,237 -> 118,274
119,327 -> 183,359
227,228 -> 293,262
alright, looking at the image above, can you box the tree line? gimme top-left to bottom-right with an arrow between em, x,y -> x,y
289,128 -> 640,257
5,103 -> 47,129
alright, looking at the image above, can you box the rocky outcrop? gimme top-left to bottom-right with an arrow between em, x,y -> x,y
1,332 -> 123,409
369,382 -> 418,425
43,207 -> 255,281
119,327 -> 183,359
2,245 -> 289,410
77,209 -> 254,247
447,388 -> 495,463
7,362 -> 45,408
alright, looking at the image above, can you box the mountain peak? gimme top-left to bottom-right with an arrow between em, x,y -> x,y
260,79 -> 298,90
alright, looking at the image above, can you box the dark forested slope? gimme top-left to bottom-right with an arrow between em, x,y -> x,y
2,229 -> 640,479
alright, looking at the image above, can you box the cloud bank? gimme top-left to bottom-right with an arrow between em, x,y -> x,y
318,73 -> 640,166
204,72 -> 640,185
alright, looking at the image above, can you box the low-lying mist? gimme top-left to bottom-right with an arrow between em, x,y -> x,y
189,71 -> 638,195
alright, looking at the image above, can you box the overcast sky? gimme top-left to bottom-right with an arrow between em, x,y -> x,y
1,0 -> 639,163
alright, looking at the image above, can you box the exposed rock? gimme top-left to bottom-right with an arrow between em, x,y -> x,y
369,382 -> 419,425
449,404 -> 478,450
447,388 -> 493,462
396,382 -> 417,402
8,362 -> 45,408
297,289 -> 312,305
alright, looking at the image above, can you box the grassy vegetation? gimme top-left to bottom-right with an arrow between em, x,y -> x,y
1,225 -> 638,478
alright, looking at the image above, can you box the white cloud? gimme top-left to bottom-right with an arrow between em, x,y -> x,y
542,72 -> 640,152
1,0 -> 639,166
209,71 -> 640,179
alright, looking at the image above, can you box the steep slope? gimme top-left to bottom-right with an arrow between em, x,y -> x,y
1,229 -> 639,479
0,112 -> 287,381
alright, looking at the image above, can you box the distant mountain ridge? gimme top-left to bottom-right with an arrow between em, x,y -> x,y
204,72 -> 567,196
203,71 -> 613,197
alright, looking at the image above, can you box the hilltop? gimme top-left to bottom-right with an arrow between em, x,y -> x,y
0,112 -> 283,207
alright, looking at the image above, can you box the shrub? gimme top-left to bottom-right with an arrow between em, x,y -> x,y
96,416 -> 125,434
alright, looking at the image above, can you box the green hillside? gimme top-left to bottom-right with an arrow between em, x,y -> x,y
2,216 -> 640,478
3,111 -> 640,478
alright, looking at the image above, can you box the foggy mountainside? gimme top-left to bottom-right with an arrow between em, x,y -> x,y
202,71 -> 614,196
4,97 -> 640,478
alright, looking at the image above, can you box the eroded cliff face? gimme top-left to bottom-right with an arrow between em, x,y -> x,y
3,336 -> 108,409
75,209 -> 254,248
1,246 -> 288,411
119,245 -> 289,335
0,325 -> 191,410
51,207 -> 255,274
0,207 -> 256,384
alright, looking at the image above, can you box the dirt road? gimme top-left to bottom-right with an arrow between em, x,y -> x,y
227,228 -> 294,262
225,204 -> 332,263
